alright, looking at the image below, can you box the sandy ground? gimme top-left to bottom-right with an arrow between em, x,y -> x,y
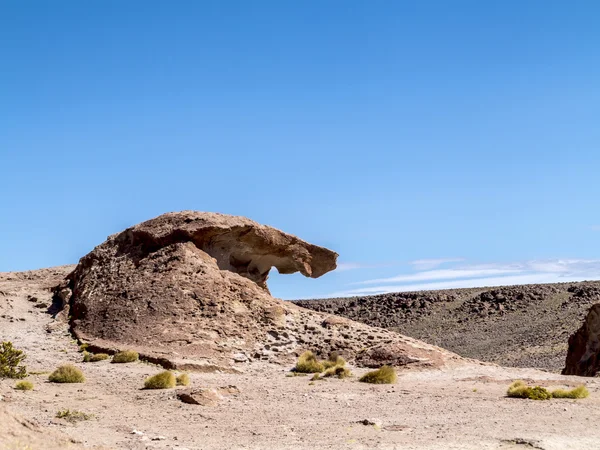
2,268 -> 600,450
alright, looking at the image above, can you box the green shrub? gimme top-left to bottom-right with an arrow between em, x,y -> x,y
551,385 -> 589,399
56,409 -> 93,423
48,365 -> 85,383
0,341 -> 27,379
323,365 -> 352,379
144,371 -> 176,389
15,380 -> 33,391
176,373 -> 190,386
507,381 -> 551,400
310,373 -> 321,381
112,350 -> 139,363
359,366 -> 396,384
294,351 -> 324,373
78,344 -> 89,353
83,352 -> 109,362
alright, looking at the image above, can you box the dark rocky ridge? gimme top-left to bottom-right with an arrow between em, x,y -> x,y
293,281 -> 600,372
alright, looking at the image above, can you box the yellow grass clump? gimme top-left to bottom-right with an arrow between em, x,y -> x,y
294,351 -> 324,374
15,380 -> 34,390
48,365 -> 85,383
144,371 -> 176,389
359,366 -> 396,384
506,380 -> 588,400
112,350 -> 139,363
176,373 -> 190,386
551,385 -> 589,399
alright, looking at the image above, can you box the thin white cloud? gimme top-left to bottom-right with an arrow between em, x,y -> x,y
589,225 -> 600,231
325,258 -> 600,298
335,262 -> 367,272
353,268 -> 521,285
410,258 -> 465,270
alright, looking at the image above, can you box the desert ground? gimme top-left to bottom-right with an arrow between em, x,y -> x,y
2,267 -> 600,450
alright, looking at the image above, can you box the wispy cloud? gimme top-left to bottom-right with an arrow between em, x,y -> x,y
335,262 -> 368,272
326,259 -> 600,298
589,225 -> 600,232
353,268 -> 521,285
409,258 -> 465,270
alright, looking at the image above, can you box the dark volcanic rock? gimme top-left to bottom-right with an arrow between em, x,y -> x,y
563,303 -> 600,376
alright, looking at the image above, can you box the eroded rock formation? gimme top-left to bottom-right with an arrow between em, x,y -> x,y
54,211 -> 459,371
563,303 -> 600,376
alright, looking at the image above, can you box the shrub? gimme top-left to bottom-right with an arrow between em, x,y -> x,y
323,365 -> 352,379
507,381 -> 551,400
48,365 -> 85,383
551,385 -> 589,399
56,409 -> 93,423
83,352 -> 109,362
0,341 -> 27,379
78,344 -> 89,353
15,380 -> 33,391
322,352 -> 346,370
310,373 -> 321,381
294,351 -> 324,373
144,371 -> 176,389
112,350 -> 139,363
176,373 -> 190,386
359,366 -> 396,384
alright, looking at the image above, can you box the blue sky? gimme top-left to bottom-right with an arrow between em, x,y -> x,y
2,1 -> 600,299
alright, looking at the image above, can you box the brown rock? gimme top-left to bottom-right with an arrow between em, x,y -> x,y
178,388 -> 223,406
563,303 -> 600,376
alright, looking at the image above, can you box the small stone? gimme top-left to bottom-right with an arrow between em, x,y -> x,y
232,353 -> 248,363
132,430 -> 144,435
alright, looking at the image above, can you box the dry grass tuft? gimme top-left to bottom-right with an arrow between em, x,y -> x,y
322,351 -> 346,370
551,385 -> 589,399
144,371 -> 176,389
56,409 -> 94,423
322,365 -> 352,379
15,380 -> 34,391
507,380 -> 589,400
49,365 -> 85,383
359,365 -> 396,384
112,350 -> 139,363
176,373 -> 190,386
294,351 -> 324,374
83,352 -> 109,362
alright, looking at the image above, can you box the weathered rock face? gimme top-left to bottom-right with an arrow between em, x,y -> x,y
563,303 -> 600,376
54,211 -> 459,370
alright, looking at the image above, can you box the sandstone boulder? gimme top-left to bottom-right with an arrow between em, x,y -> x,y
54,211 -> 459,370
563,303 -> 600,376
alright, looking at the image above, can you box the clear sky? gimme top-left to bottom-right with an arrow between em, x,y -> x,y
2,1 -> 600,299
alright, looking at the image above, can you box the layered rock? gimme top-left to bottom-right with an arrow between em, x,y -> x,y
563,303 -> 600,376
54,211 -> 459,370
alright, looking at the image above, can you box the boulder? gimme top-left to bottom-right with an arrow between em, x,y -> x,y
563,303 -> 600,376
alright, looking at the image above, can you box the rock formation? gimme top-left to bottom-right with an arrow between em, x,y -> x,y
563,303 -> 600,376
54,211 -> 459,371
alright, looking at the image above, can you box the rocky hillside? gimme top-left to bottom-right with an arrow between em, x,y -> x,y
294,282 -> 600,371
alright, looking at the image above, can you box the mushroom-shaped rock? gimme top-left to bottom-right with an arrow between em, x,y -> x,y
54,211 -> 461,371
